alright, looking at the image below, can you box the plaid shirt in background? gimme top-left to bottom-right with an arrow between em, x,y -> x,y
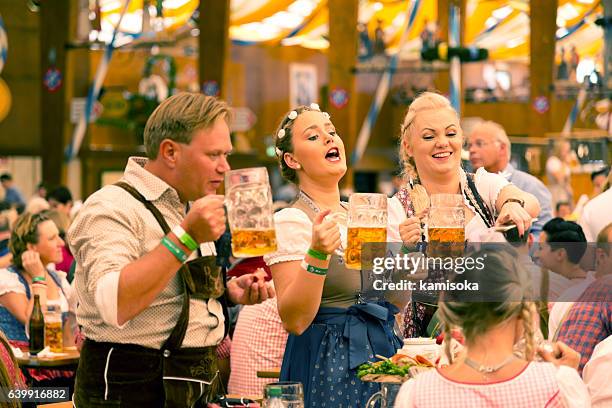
557,276 -> 612,372
228,297 -> 288,396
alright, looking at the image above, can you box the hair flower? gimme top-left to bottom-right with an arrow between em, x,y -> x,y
277,128 -> 286,139
310,103 -> 320,111
275,147 -> 282,157
288,111 -> 298,120
323,112 -> 330,119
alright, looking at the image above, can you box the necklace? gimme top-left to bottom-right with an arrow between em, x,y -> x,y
298,190 -> 347,214
464,354 -> 517,375
298,190 -> 321,214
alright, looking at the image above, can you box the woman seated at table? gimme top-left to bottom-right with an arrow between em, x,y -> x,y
395,247 -> 590,408
0,211 -> 73,346
265,104 -> 401,407
390,92 -> 540,337
0,211 -> 75,390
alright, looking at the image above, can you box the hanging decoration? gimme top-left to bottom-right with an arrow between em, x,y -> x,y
0,78 -> 11,122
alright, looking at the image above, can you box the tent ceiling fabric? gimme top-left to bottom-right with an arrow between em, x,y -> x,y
98,0 -> 603,60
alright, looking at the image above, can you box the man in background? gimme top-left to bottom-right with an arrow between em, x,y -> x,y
468,121 -> 553,238
47,186 -> 74,218
590,166 -> 609,198
0,173 -> 25,213
557,223 -> 612,375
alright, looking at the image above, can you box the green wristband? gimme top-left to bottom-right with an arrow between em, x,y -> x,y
307,248 -> 331,261
32,276 -> 46,283
400,245 -> 412,254
301,260 -> 328,276
172,225 -> 198,252
161,236 -> 188,263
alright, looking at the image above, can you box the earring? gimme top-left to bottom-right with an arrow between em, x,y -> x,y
295,164 -> 301,170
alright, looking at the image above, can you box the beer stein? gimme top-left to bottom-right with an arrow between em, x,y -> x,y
365,383 -> 401,408
346,193 -> 388,270
225,167 -> 277,257
263,382 -> 304,408
427,194 -> 465,257
44,302 -> 63,353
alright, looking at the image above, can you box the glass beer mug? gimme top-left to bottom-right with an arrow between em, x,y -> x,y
225,167 -> 278,257
44,301 -> 63,353
346,193 -> 388,270
427,194 -> 465,257
263,382 -> 304,408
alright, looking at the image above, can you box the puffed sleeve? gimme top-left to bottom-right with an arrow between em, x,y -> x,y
264,208 -> 312,266
394,378 -> 416,407
556,365 -> 592,408
388,196 -> 407,243
0,269 -> 26,296
474,167 -> 510,214
582,336 -> 612,407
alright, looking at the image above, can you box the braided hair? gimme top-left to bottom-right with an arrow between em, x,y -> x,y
438,247 -> 536,363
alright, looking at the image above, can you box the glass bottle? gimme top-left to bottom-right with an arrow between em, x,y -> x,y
29,294 -> 45,355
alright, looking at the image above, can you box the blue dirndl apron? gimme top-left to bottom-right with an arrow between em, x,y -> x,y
280,302 -> 401,408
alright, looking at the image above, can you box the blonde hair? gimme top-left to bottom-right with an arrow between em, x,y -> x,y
144,92 -> 230,159
8,212 -> 50,270
469,120 -> 511,160
399,92 -> 459,181
439,247 -> 536,363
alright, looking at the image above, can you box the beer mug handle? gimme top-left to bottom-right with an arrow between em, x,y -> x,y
365,391 -> 385,408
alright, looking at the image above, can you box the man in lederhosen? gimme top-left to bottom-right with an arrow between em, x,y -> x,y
68,93 -> 274,407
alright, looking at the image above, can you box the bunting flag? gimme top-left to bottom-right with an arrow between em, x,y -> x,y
448,5 -> 461,115
352,0 -> 422,166
562,81 -> 588,136
65,0 -> 131,162
0,14 -> 7,74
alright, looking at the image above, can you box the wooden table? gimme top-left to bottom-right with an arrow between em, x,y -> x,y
16,346 -> 80,369
256,367 -> 281,379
